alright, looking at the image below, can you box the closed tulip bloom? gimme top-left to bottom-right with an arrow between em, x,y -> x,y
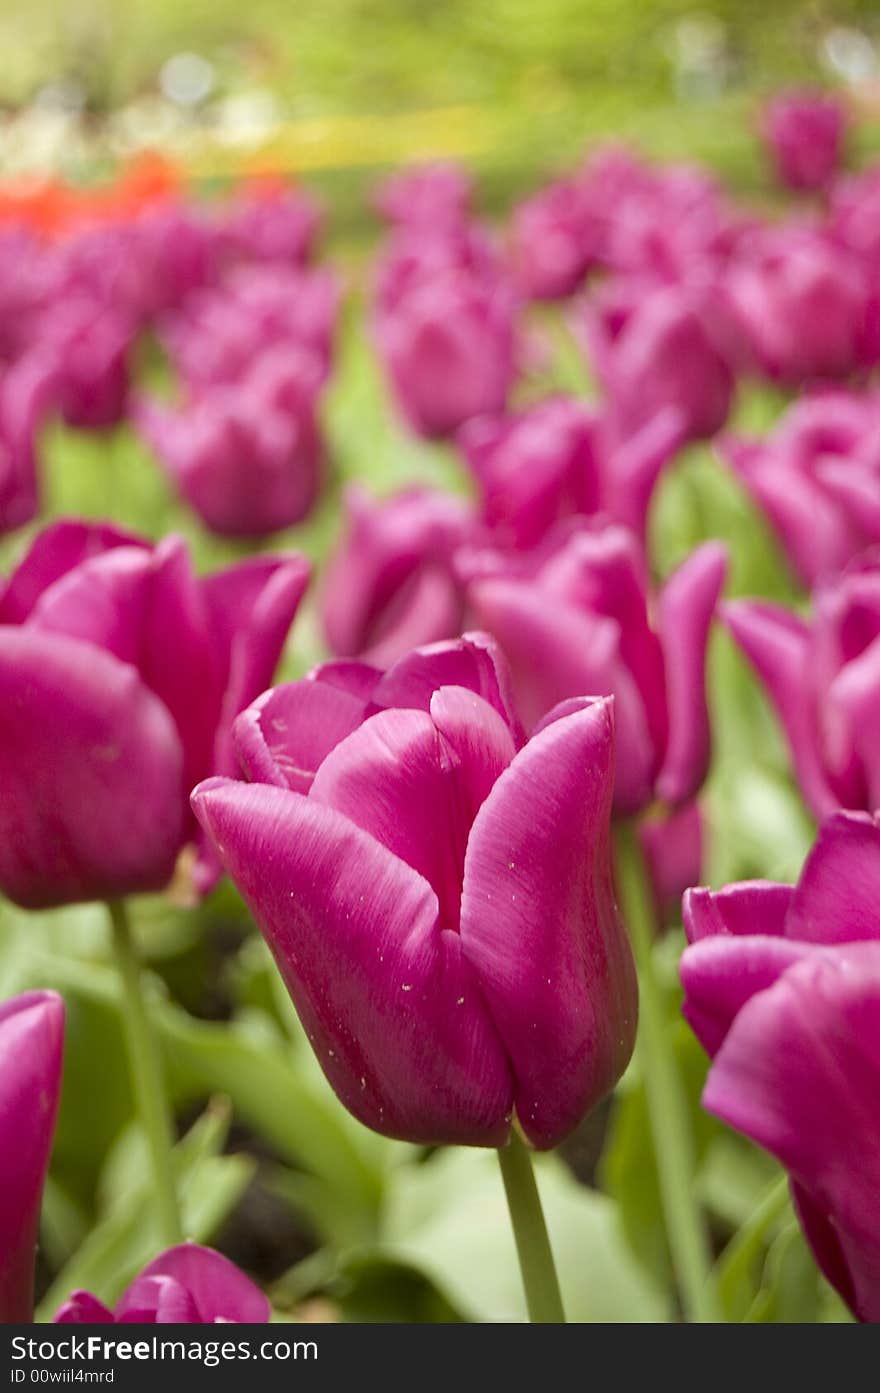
725,231 -> 872,385
219,180 -> 321,268
374,249 -> 517,438
136,347 -> 324,538
0,991 -> 64,1323
466,525 -> 727,814
194,649 -> 637,1148
373,163 -> 473,231
320,486 -> 477,666
680,810 -> 880,1322
583,282 -> 736,444
0,519 -> 309,905
720,390 -> 880,586
37,294 -> 133,430
725,555 -> 880,819
54,1245 -> 270,1324
460,397 -> 686,550
762,90 -> 847,193
510,177 -> 598,301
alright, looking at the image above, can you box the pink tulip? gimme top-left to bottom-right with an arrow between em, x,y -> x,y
193,635 -> 637,1148
55,1244 -> 269,1324
0,519 -> 309,905
762,90 -> 847,193
681,809 -> 880,1322
0,991 -> 64,1323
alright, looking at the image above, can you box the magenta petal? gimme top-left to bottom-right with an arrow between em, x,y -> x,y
682,881 -> 794,942
0,992 -> 64,1323
360,564 -> 463,668
119,1245 -> 270,1324
786,810 -> 880,944
370,631 -> 523,741
309,693 -> 515,931
680,934 -> 817,1056
829,637 -> 880,807
0,518 -> 145,624
703,943 -> 880,1322
460,698 -> 638,1148
116,1276 -> 200,1324
233,678 -> 372,792
54,1292 -> 115,1324
724,599 -> 838,819
0,629 -> 184,907
638,800 -> 704,926
191,779 -> 513,1145
25,546 -> 154,667
656,541 -> 727,805
790,1180 -> 859,1318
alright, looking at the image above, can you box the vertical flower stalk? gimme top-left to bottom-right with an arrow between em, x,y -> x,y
107,900 -> 182,1246
614,822 -> 718,1323
497,1129 -> 566,1323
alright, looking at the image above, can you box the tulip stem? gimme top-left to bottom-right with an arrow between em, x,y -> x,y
107,900 -> 183,1246
497,1129 -> 566,1323
614,822 -> 719,1324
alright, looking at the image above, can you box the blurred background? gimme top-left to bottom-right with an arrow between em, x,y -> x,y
5,0 -> 880,228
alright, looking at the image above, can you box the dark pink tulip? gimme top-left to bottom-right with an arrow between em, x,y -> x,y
162,265 -> 339,394
680,810 -> 880,1322
136,346 -> 324,538
373,163 -> 473,230
460,397 -> 685,550
376,268 -> 517,438
320,486 -> 477,666
219,181 -> 321,268
639,800 -> 704,927
194,662 -> 636,1148
720,390 -> 880,586
54,1244 -> 270,1324
762,91 -> 847,193
466,525 -> 727,814
0,991 -> 64,1323
829,167 -> 880,273
582,281 -> 736,444
0,352 -> 58,535
725,555 -> 880,819
510,177 -> 598,301
0,520 -> 309,906
37,294 -> 133,430
724,229 -> 873,385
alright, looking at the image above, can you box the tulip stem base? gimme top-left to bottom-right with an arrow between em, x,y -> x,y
497,1129 -> 566,1323
107,899 -> 183,1247
614,822 -> 719,1324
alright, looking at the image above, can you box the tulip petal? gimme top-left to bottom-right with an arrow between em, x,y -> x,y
829,637 -> 880,808
119,1245 -> 270,1324
680,934 -> 817,1056
0,992 -> 64,1322
682,881 -> 793,942
786,810 -> 880,944
0,629 -> 184,907
724,599 -> 838,819
309,693 -> 515,931
54,1293 -> 115,1324
369,631 -> 523,741
656,541 -> 727,805
703,943 -> 880,1322
0,518 -> 144,625
191,779 -> 512,1145
460,698 -> 638,1148
233,678 -> 372,792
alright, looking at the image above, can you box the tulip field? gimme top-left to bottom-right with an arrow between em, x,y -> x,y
2,6 -> 880,1334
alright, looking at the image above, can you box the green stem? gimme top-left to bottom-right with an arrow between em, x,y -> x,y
614,822 -> 719,1323
497,1129 -> 566,1323
107,900 -> 183,1246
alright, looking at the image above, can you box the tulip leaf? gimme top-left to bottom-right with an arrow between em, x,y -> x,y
371,1147 -> 668,1323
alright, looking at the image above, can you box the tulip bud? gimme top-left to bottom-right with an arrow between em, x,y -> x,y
54,1244 -> 270,1324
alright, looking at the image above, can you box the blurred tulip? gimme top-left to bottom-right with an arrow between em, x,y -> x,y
725,554 -> 880,819
36,294 -> 132,431
320,486 -> 477,666
720,389 -> 880,586
510,177 -> 598,301
0,991 -> 64,1323
0,352 -> 57,535
194,652 -> 636,1148
136,346 -> 324,538
55,1244 -> 270,1324
680,809 -> 880,1322
0,519 -> 309,905
373,162 -> 473,230
219,180 -> 321,268
762,91 -> 847,193
465,525 -> 727,814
